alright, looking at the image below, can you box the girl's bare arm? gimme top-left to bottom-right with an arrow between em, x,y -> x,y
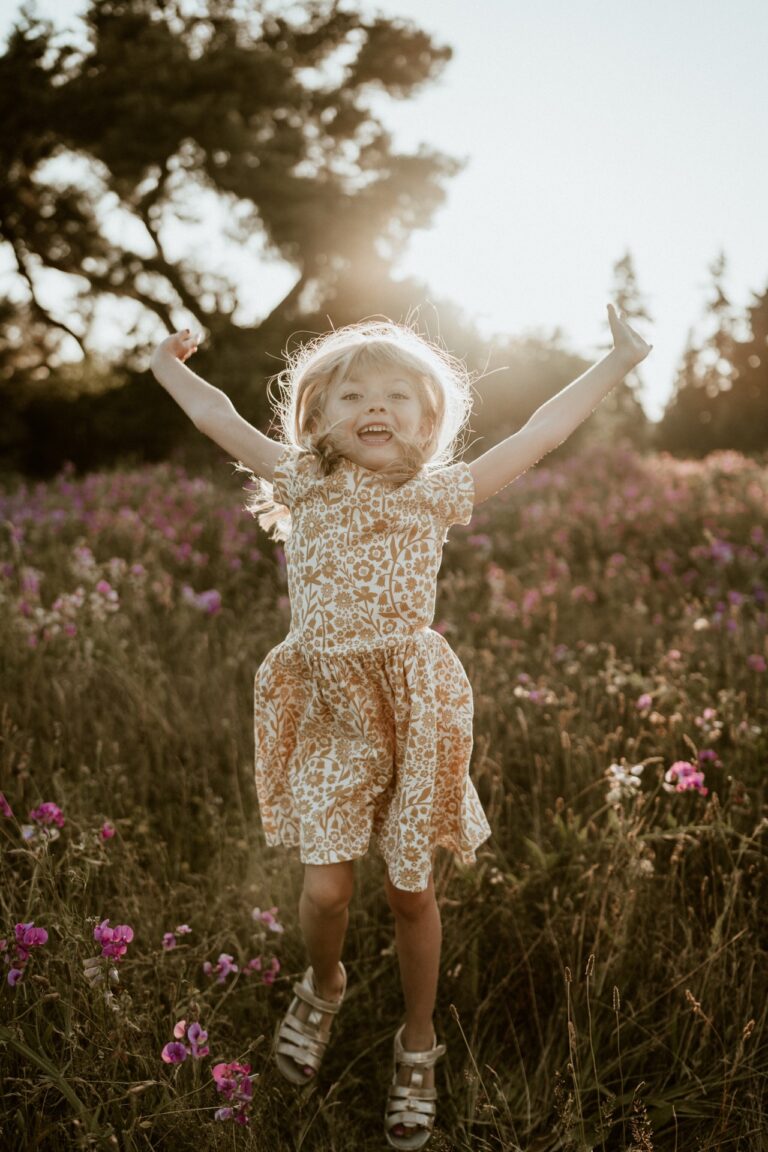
469,304 -> 652,504
150,331 -> 285,480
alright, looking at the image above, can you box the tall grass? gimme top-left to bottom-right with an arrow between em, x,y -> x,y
1,443 -> 766,1150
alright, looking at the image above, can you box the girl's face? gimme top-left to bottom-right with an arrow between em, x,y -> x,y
318,366 -> 430,471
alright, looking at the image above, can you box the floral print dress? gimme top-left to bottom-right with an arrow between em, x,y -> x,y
253,446 -> 492,892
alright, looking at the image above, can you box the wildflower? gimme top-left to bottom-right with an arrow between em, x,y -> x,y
0,793 -> 13,819
244,955 -> 281,984
203,953 -> 239,983
213,1061 -> 254,1125
161,1042 -> 188,1065
162,923 -> 191,952
93,920 -> 134,960
29,802 -> 65,829
162,1020 -> 209,1064
4,921 -> 49,985
181,585 -> 222,615
747,654 -> 766,673
252,906 -> 284,934
187,1022 -> 209,1059
636,693 -> 653,711
663,761 -> 708,796
605,762 -> 644,805
100,821 -> 116,841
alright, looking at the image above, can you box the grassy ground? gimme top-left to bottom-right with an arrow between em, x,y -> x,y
1,441 -> 766,1151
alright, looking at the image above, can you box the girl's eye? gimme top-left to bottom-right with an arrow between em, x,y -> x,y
340,392 -> 361,400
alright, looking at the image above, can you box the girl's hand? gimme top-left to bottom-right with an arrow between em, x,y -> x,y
607,303 -> 652,369
154,329 -> 202,364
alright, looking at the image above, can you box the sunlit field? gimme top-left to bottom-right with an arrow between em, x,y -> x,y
1,442 -> 766,1152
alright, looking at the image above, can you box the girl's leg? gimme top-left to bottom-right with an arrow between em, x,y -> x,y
281,860 -> 353,1078
299,860 -> 353,999
385,871 -> 442,1134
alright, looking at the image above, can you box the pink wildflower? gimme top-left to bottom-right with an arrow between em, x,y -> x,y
173,1019 -> 187,1039
0,793 -> 13,819
203,953 -> 239,984
93,920 -> 134,960
29,802 -> 65,828
100,822 -> 116,841
162,933 -> 177,951
747,654 -> 766,672
5,921 -> 49,985
663,760 -> 708,796
636,693 -> 653,711
213,1061 -> 253,1125
252,906 -> 284,934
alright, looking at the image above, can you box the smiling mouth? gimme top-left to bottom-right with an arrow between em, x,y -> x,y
357,424 -> 393,444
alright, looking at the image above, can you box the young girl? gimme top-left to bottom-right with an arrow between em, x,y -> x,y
151,308 -> 650,1149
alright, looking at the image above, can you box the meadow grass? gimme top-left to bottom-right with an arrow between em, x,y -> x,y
1,442 -> 766,1151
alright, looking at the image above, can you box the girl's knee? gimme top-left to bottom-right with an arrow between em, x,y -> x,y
385,873 -> 436,921
302,861 -> 354,917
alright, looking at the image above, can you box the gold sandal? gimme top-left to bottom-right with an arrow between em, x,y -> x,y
274,963 -> 347,1085
384,1023 -> 446,1150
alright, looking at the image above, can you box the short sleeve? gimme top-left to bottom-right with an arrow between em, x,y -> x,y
421,462 -> 476,527
271,446 -> 316,508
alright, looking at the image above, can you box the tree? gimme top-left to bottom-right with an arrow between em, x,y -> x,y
654,254 -> 764,456
0,1 -> 456,393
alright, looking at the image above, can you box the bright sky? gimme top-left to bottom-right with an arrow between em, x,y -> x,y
3,0 -> 768,419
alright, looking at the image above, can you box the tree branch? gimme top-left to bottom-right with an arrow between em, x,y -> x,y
10,240 -> 87,354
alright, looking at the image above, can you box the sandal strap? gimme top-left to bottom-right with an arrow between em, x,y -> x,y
387,1086 -> 438,1109
393,1024 -> 446,1067
385,1110 -> 434,1133
291,976 -> 345,1013
278,1013 -> 327,1056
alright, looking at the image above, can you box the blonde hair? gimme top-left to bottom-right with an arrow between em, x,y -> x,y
237,320 -> 474,540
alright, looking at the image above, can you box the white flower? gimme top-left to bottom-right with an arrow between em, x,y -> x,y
605,762 -> 644,804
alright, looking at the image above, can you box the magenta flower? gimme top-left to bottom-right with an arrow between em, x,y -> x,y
636,693 -> 653,711
747,654 -> 766,672
0,793 -> 13,819
213,1061 -> 253,1124
161,1042 -> 188,1065
162,933 -> 177,951
99,822 -> 116,841
15,923 -> 49,949
663,760 -> 709,796
29,802 -> 65,828
5,921 -> 49,985
203,953 -> 239,983
93,920 -> 134,960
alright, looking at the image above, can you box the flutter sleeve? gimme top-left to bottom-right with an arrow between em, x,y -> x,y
271,446 -> 316,508
422,461 -> 476,527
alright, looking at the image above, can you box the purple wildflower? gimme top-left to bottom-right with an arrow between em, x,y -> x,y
161,1042 -> 188,1065
0,793 -> 13,819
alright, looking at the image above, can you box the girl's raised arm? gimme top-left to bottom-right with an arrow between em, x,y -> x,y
150,331 -> 286,480
469,304 -> 652,504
